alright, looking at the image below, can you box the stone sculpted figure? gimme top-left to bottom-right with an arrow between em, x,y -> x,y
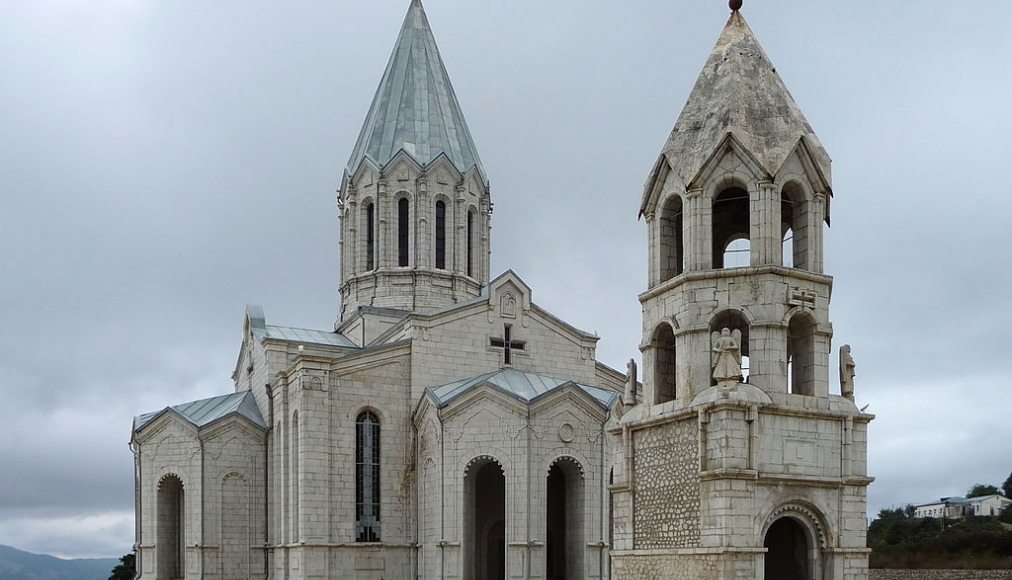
711,328 -> 743,386
624,358 -> 638,405
840,344 -> 856,401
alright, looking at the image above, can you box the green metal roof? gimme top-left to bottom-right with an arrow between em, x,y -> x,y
346,0 -> 486,183
134,391 -> 266,432
426,368 -> 617,409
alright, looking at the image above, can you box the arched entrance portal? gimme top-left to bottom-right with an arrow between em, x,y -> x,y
764,517 -> 811,580
157,474 -> 185,580
464,458 -> 505,580
546,458 -> 584,580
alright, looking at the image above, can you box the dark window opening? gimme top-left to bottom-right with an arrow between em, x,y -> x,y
398,198 -> 409,267
356,411 -> 381,542
365,202 -> 376,271
653,324 -> 676,404
435,201 -> 447,270
659,195 -> 684,280
467,209 -> 475,278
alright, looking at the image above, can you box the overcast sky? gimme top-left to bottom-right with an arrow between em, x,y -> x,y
1,0 -> 1011,559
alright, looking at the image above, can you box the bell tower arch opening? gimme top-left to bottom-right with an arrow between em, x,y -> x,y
546,457 -> 585,580
787,312 -> 817,395
464,458 -> 506,580
659,194 -> 684,280
781,183 -> 809,270
712,187 -> 750,269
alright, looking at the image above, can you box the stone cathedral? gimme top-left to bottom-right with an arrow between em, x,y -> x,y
130,2 -> 872,579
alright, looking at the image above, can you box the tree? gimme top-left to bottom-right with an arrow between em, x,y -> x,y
967,483 -> 1000,498
108,552 -> 135,580
1003,472 -> 1012,499
1000,503 -> 1012,524
904,504 -> 917,518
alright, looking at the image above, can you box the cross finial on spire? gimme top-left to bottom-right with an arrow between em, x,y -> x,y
730,0 -> 743,11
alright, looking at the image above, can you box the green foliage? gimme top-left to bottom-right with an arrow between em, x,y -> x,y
108,552 -> 135,580
968,484 -> 1001,498
1003,472 -> 1012,499
869,513 -> 1012,569
1000,504 -> 1012,525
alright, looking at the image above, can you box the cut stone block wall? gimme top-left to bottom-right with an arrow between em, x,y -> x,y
869,571 -> 1012,580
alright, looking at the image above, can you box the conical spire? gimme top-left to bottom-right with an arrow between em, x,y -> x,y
347,0 -> 486,183
659,11 -> 831,187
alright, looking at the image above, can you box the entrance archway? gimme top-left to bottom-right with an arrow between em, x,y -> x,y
546,458 -> 584,580
464,458 -> 505,580
157,474 -> 185,580
764,517 -> 811,580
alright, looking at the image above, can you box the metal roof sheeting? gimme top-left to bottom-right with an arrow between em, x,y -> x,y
427,368 -> 617,409
134,391 -> 266,432
263,325 -> 357,348
346,0 -> 486,183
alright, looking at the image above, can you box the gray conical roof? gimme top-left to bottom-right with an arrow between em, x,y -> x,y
659,11 -> 831,187
347,0 -> 486,183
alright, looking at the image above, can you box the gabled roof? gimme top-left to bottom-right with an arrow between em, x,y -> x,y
133,391 -> 266,433
655,10 -> 831,189
426,368 -> 617,409
347,0 -> 486,184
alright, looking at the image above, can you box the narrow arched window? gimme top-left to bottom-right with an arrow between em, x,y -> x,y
435,200 -> 447,270
653,323 -> 676,404
398,198 -> 410,267
466,208 -> 475,277
787,313 -> 817,395
356,411 -> 381,542
364,201 -> 376,271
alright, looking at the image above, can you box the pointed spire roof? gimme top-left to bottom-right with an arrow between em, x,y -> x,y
347,0 -> 487,183
658,11 -> 831,188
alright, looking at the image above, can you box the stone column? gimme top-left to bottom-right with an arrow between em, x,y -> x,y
417,178 -> 430,269
812,192 -> 827,273
644,212 -> 657,287
377,179 -> 390,269
685,187 -> 707,271
480,196 -> 491,284
752,181 -> 780,266
454,185 -> 466,275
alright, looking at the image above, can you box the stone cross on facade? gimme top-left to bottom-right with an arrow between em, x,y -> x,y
490,324 -> 525,366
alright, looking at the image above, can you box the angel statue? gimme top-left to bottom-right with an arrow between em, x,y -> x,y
840,344 -> 856,401
711,327 -> 743,386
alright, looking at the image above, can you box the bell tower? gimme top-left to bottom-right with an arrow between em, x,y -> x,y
611,4 -> 872,579
338,0 -> 491,324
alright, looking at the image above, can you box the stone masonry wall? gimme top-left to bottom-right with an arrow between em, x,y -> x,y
633,417 -> 700,548
870,571 -> 1012,580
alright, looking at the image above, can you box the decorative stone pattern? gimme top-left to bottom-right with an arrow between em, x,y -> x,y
612,554 -> 726,579
870,572 -> 1012,580
633,418 -> 701,548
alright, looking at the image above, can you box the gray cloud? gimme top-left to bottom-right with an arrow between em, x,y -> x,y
1,0 -> 1010,558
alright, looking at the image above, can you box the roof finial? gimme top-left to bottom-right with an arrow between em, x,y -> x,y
729,0 -> 743,11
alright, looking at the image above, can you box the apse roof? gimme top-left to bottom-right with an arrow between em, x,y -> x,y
656,10 -> 831,188
133,391 -> 266,432
346,0 -> 486,183
426,368 -> 617,408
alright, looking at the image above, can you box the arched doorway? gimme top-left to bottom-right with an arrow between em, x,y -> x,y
464,458 -> 505,580
546,458 -> 584,580
764,517 -> 811,580
157,474 -> 185,580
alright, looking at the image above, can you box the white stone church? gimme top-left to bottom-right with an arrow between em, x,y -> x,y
130,2 -> 873,579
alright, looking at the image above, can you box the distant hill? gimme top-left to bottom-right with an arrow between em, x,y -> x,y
0,545 -> 117,580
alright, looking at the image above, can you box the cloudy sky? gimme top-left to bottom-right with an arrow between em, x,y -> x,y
1,0 -> 1011,559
